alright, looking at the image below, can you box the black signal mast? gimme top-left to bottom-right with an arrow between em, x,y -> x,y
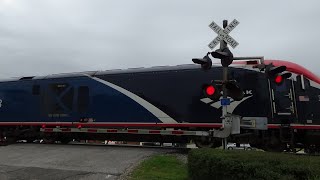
193,19 -> 291,150
193,19 -> 243,149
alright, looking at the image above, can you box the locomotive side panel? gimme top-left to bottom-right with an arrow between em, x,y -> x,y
37,76 -> 163,123
0,80 -> 38,122
294,76 -> 320,125
97,67 -> 272,124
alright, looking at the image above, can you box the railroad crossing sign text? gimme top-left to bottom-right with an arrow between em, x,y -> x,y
208,19 -> 239,49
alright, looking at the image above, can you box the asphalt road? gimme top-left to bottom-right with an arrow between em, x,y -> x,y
0,143 -> 176,180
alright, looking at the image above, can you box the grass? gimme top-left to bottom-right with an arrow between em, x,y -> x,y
188,148 -> 320,180
129,154 -> 188,180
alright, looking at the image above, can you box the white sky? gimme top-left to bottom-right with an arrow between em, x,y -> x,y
0,0 -> 319,78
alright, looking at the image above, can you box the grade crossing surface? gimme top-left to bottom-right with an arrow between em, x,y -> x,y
0,143 -> 179,180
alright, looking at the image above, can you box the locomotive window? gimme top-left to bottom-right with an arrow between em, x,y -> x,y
32,85 -> 40,95
303,77 -> 310,90
78,86 -> 89,113
297,75 -> 302,90
297,75 -> 310,90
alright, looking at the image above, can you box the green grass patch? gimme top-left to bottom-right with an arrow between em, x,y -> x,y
188,148 -> 320,180
129,154 -> 188,180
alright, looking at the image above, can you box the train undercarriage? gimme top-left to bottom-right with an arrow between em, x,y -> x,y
1,125 -> 320,154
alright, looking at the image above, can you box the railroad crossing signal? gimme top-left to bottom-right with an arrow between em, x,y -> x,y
202,81 -> 244,101
194,19 -> 242,149
265,64 -> 292,85
211,48 -> 234,67
192,53 -> 212,70
203,83 -> 221,101
253,63 -> 292,85
208,19 -> 240,49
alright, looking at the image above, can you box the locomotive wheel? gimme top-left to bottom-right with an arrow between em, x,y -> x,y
264,141 -> 286,152
194,137 -> 221,148
2,137 -> 17,146
42,138 -> 54,144
26,139 -> 35,143
57,134 -> 72,144
304,145 -> 319,154
60,138 -> 71,144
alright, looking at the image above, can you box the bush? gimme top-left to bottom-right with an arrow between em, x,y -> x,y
188,149 -> 320,180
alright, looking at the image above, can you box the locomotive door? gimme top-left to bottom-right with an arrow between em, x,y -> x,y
269,79 -> 297,123
43,82 -> 75,122
295,75 -> 319,124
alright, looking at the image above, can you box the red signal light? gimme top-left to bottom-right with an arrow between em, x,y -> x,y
202,83 -> 221,100
275,75 -> 283,84
206,85 -> 215,96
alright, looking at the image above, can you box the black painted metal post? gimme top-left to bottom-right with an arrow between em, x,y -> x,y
221,20 -> 228,150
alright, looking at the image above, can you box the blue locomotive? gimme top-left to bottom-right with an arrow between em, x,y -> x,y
0,58 -> 319,152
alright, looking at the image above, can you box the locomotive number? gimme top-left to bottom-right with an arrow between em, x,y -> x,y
0,99 -> 2,108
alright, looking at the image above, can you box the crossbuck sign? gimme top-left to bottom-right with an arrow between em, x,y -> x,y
208,19 -> 239,49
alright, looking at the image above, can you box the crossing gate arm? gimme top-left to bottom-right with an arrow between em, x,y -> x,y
40,128 -> 210,136
40,116 -> 267,138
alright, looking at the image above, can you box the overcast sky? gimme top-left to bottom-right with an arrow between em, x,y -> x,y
0,0 -> 319,78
